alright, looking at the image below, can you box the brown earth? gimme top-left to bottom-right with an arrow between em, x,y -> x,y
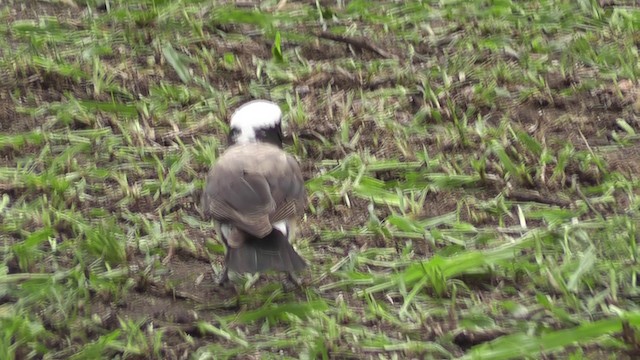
2,1 -> 640,359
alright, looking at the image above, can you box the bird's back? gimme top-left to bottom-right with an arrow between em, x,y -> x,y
200,142 -> 306,239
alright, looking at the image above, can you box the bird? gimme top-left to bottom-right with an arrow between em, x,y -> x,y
200,100 -> 308,286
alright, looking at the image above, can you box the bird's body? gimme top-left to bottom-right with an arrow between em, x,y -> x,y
200,100 -> 307,285
201,142 -> 307,275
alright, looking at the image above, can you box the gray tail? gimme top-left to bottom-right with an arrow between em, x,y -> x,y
226,229 -> 307,274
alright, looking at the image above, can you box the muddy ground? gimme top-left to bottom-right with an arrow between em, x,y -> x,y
2,1 -> 640,359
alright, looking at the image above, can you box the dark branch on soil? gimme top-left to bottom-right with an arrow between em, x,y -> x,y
146,279 -> 205,303
505,188 -> 572,207
453,329 -> 508,350
485,176 -> 572,207
316,31 -> 394,59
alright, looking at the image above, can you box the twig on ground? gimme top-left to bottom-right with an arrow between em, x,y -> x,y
505,188 -> 572,207
147,279 -> 205,303
316,31 -> 394,59
484,175 -> 572,207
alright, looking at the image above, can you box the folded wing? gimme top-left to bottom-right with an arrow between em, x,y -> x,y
201,143 -> 306,246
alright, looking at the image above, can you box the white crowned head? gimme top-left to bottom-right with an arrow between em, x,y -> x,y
229,100 -> 283,147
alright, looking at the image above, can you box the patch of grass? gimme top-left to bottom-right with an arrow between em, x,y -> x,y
1,0 -> 640,359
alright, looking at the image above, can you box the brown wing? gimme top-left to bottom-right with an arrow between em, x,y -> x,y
264,150 -> 306,222
201,166 -> 275,238
201,143 -> 306,240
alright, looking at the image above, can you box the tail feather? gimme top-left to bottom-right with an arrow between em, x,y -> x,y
225,229 -> 306,274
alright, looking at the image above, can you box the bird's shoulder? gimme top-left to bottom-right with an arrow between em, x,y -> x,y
212,143 -> 297,175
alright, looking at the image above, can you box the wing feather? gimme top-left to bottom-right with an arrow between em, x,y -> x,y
201,143 -> 306,242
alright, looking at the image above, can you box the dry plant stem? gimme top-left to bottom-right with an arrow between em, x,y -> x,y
162,240 -> 176,265
275,0 -> 287,11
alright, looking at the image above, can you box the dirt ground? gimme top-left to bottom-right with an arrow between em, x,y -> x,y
2,1 -> 640,359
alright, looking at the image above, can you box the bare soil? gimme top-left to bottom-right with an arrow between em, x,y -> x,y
2,1 -> 640,359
